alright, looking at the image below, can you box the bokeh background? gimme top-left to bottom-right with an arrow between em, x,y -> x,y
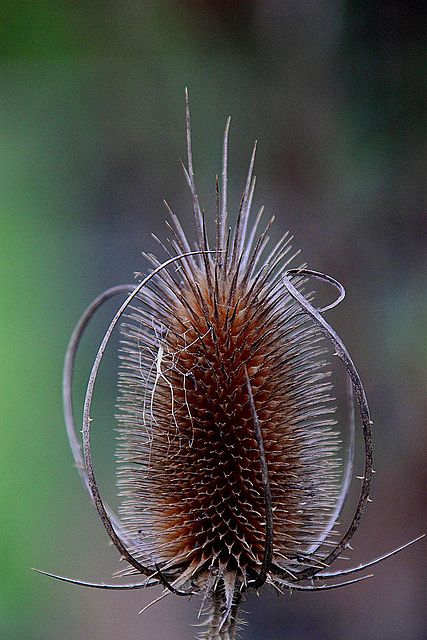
1,1 -> 425,639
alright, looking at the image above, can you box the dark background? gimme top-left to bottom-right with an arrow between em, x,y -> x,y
1,2 -> 425,639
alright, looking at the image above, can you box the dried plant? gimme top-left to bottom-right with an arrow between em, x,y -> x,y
38,92 -> 422,640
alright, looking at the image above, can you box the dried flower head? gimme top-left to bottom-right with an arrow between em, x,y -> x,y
39,92 -> 422,640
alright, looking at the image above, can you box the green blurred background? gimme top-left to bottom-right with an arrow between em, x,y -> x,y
1,2 -> 425,639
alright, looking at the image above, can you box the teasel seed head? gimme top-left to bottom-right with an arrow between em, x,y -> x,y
114,97 -> 349,635
40,91 -> 423,640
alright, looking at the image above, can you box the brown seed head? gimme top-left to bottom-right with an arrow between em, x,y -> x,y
115,100 -> 343,634
54,94 -> 396,640
117,245 -> 341,577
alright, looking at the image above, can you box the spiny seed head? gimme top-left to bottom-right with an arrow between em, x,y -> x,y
57,95 -> 382,640
117,241 -> 340,578
115,105 -> 343,632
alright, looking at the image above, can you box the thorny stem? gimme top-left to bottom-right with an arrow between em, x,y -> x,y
202,587 -> 243,640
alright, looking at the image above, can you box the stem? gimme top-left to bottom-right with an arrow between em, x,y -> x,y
201,586 -> 243,640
